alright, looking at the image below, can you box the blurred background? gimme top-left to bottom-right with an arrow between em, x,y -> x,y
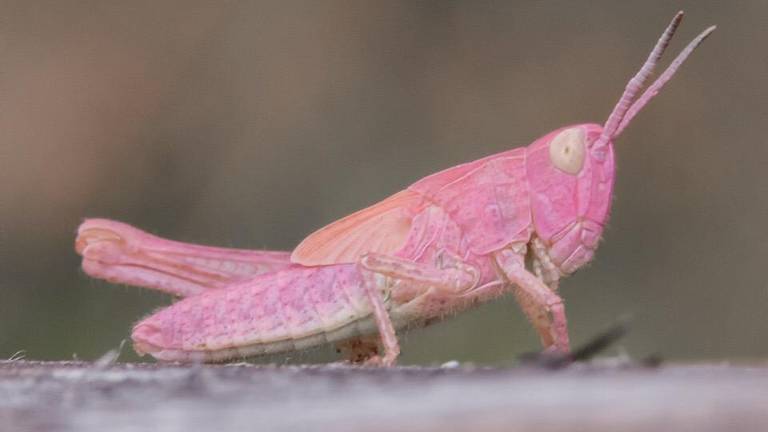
2,1 -> 766,365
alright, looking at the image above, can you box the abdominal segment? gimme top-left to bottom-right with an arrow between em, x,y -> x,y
131,265 -> 377,362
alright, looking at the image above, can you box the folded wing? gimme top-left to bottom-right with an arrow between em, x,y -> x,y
291,190 -> 425,266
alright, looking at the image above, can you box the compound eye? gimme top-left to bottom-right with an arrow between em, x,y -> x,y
549,127 -> 586,175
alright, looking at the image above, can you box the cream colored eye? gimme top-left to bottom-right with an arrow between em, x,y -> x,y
549,127 -> 586,175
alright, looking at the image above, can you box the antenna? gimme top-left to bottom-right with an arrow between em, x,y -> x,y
593,12 -> 715,148
615,25 -> 716,136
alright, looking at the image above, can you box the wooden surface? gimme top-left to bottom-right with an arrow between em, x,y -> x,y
1,359 -> 767,432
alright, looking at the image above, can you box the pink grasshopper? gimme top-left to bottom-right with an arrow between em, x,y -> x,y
75,12 -> 714,366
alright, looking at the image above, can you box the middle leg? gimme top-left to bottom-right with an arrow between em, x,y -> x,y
356,252 -> 481,366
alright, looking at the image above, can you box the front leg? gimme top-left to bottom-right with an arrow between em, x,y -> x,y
495,248 -> 570,353
357,252 -> 480,366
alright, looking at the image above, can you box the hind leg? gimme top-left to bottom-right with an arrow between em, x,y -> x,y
76,218 -> 293,297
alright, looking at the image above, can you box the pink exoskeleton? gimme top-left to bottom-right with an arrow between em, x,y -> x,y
75,12 -> 714,366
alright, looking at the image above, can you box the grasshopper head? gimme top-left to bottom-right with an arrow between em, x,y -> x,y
525,12 -> 714,276
525,124 -> 613,275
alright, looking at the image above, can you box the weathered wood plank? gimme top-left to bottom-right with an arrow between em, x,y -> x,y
1,360 -> 767,432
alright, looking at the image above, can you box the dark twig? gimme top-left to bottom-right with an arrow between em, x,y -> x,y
519,316 -> 636,369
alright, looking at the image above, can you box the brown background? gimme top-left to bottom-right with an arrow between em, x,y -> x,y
2,1 -> 766,364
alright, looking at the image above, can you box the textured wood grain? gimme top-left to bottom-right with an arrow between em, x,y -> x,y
1,360 -> 767,432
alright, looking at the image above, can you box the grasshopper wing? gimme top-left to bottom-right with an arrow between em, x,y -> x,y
291,190 -> 425,266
